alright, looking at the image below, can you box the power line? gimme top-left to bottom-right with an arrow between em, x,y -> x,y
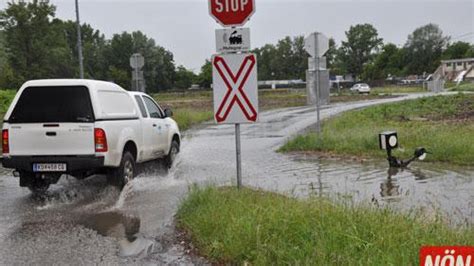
451,32 -> 474,41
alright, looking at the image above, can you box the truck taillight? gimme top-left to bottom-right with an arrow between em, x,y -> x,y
2,129 -> 9,154
94,128 -> 108,152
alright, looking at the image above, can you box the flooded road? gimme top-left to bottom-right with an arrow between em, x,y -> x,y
0,93 -> 472,264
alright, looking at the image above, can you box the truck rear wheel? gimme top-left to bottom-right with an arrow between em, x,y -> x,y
164,140 -> 179,169
107,151 -> 135,189
28,180 -> 50,194
20,172 -> 50,194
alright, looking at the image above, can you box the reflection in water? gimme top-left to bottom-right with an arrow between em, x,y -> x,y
81,211 -> 155,257
381,167 -> 432,199
380,178 -> 401,199
267,154 -> 474,225
82,212 -> 140,241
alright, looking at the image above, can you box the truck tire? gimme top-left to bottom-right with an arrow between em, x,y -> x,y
164,140 -> 179,169
107,151 -> 135,189
21,172 -> 50,194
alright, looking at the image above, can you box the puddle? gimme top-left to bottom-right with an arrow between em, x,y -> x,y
81,212 -> 140,241
81,211 -> 157,258
262,154 -> 474,226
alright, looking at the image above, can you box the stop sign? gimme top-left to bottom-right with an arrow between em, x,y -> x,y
209,0 -> 255,27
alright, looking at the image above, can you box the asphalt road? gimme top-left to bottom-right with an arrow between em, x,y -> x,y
1,93 -> 472,264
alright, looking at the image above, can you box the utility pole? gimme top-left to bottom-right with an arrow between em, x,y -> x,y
75,0 -> 84,79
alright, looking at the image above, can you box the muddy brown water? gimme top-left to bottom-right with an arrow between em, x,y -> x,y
0,93 -> 472,264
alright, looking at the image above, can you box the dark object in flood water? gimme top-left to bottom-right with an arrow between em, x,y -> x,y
386,147 -> 430,168
379,131 -> 429,168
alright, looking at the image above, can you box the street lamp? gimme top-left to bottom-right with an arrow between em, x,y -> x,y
379,131 -> 429,168
75,0 -> 84,79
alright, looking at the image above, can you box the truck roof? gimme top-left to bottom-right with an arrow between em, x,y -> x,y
21,79 -> 127,92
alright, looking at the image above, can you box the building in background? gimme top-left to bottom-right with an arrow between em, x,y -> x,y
437,58 -> 474,82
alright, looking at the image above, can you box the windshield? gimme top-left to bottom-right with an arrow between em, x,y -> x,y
9,86 -> 94,123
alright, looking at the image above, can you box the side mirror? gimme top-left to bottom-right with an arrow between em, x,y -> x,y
164,108 -> 173,118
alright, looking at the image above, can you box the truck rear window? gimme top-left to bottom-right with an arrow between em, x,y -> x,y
9,86 -> 94,123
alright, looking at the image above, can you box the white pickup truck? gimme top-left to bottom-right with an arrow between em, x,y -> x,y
1,79 -> 181,193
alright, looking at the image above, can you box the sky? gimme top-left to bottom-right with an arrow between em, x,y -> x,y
1,0 -> 473,72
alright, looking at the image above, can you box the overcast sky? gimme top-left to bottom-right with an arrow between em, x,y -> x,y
1,0 -> 473,72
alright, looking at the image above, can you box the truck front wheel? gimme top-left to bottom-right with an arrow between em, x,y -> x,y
107,151 -> 135,189
164,140 -> 179,169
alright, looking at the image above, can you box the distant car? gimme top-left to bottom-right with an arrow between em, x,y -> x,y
350,83 -> 371,94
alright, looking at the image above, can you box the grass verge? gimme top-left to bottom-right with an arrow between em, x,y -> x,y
371,86 -> 426,94
157,88 -> 406,131
155,89 -> 308,131
177,186 -> 473,265
280,94 -> 474,166
449,82 -> 474,92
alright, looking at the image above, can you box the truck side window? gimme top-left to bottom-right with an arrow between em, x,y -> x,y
143,96 -> 163,119
134,95 -> 148,118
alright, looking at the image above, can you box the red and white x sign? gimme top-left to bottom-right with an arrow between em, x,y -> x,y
212,53 -> 258,124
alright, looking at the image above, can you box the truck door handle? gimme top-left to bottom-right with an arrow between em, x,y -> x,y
153,124 -> 157,127
46,132 -> 57,136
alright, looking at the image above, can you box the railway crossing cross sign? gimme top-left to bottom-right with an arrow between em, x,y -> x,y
213,53 -> 258,124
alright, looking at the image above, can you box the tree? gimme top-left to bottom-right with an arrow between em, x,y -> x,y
174,65 -> 196,90
0,0 -> 67,86
404,23 -> 449,74
442,41 -> 474,60
253,36 -> 308,81
103,31 -> 176,91
339,24 -> 383,79
326,38 -> 336,69
253,44 -> 277,80
59,20 -> 108,79
0,30 -> 16,88
195,59 -> 212,89
361,43 -> 407,80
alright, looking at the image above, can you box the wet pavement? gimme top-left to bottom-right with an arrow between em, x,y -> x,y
0,92 -> 472,264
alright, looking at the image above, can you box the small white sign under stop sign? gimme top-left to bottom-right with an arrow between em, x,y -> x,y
216,28 -> 251,53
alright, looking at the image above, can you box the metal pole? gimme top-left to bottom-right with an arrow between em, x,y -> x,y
75,0 -> 84,79
315,58 -> 321,134
135,66 -> 139,91
235,123 -> 242,189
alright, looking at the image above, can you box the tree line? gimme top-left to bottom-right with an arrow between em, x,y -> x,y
254,23 -> 474,82
0,1 -> 473,91
0,0 -> 199,91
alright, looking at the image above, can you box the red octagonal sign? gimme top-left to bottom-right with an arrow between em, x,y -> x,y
209,0 -> 255,27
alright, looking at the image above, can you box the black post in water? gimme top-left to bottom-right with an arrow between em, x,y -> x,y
235,123 -> 242,189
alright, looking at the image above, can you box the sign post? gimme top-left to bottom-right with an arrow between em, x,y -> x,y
130,53 -> 145,92
209,0 -> 257,189
305,32 -> 329,135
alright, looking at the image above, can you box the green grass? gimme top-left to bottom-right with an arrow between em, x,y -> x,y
155,89 -> 308,131
450,82 -> 474,92
371,86 -> 426,94
155,88 -> 403,130
173,108 -> 213,131
0,90 -> 16,128
280,94 -> 474,165
177,187 -> 473,265
0,90 -> 15,113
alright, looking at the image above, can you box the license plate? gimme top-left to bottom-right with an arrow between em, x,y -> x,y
33,163 -> 67,172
